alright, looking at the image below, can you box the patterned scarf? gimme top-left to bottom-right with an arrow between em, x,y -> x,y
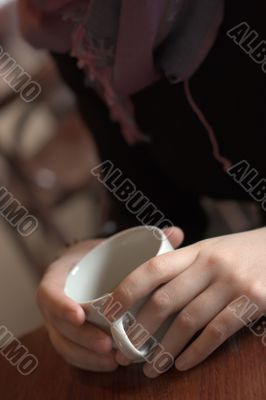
19,0 -> 224,145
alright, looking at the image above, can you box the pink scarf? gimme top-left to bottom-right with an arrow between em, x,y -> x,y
18,0 -> 227,163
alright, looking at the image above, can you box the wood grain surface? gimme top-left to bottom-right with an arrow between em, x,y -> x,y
0,326 -> 265,400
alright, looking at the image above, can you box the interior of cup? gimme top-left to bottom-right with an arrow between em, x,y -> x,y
64,226 -> 163,303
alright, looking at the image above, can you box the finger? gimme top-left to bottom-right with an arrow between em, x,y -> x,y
51,316 -> 113,355
131,257 -> 214,341
115,350 -> 131,366
174,301 -> 259,371
48,325 -> 118,372
143,281 -> 233,378
163,227 -> 184,248
107,242 -> 201,319
37,240 -> 102,324
37,281 -> 85,326
116,266 -> 215,368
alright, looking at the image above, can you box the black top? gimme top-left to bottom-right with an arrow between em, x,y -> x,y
51,0 -> 266,237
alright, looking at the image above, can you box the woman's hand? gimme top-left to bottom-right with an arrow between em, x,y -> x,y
36,227 -> 184,372
111,228 -> 266,378
36,239 -> 119,372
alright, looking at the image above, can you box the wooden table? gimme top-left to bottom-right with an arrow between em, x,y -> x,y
0,326 -> 265,400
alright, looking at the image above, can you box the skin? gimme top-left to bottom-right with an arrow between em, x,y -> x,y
37,239 -> 119,372
37,227 -> 266,377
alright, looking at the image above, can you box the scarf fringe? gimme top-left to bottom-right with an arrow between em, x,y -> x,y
65,3 -> 230,170
71,21 -> 148,146
184,79 -> 231,171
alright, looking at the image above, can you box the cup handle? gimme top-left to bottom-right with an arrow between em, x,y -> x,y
111,315 -> 153,363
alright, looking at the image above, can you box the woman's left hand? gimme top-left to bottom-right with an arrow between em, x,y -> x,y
110,227 -> 266,378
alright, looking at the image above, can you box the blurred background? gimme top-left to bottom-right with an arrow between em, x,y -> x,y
0,0 -> 109,336
0,1 -> 262,337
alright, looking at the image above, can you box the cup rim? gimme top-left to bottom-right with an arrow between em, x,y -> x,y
64,225 -> 166,300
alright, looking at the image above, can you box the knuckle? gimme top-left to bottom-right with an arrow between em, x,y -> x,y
244,282 -> 265,305
206,322 -> 227,342
205,252 -> 222,269
146,257 -> 163,275
204,249 -> 237,283
205,249 -> 233,271
223,270 -> 241,286
220,249 -> 235,267
221,266 -> 243,291
177,309 -> 196,330
150,289 -> 171,311
116,282 -> 133,306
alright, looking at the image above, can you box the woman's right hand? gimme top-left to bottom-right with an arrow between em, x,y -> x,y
36,239 -> 118,372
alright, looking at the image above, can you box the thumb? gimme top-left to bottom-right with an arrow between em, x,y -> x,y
163,226 -> 184,248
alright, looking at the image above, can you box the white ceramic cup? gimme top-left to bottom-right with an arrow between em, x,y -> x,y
64,226 -> 175,362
